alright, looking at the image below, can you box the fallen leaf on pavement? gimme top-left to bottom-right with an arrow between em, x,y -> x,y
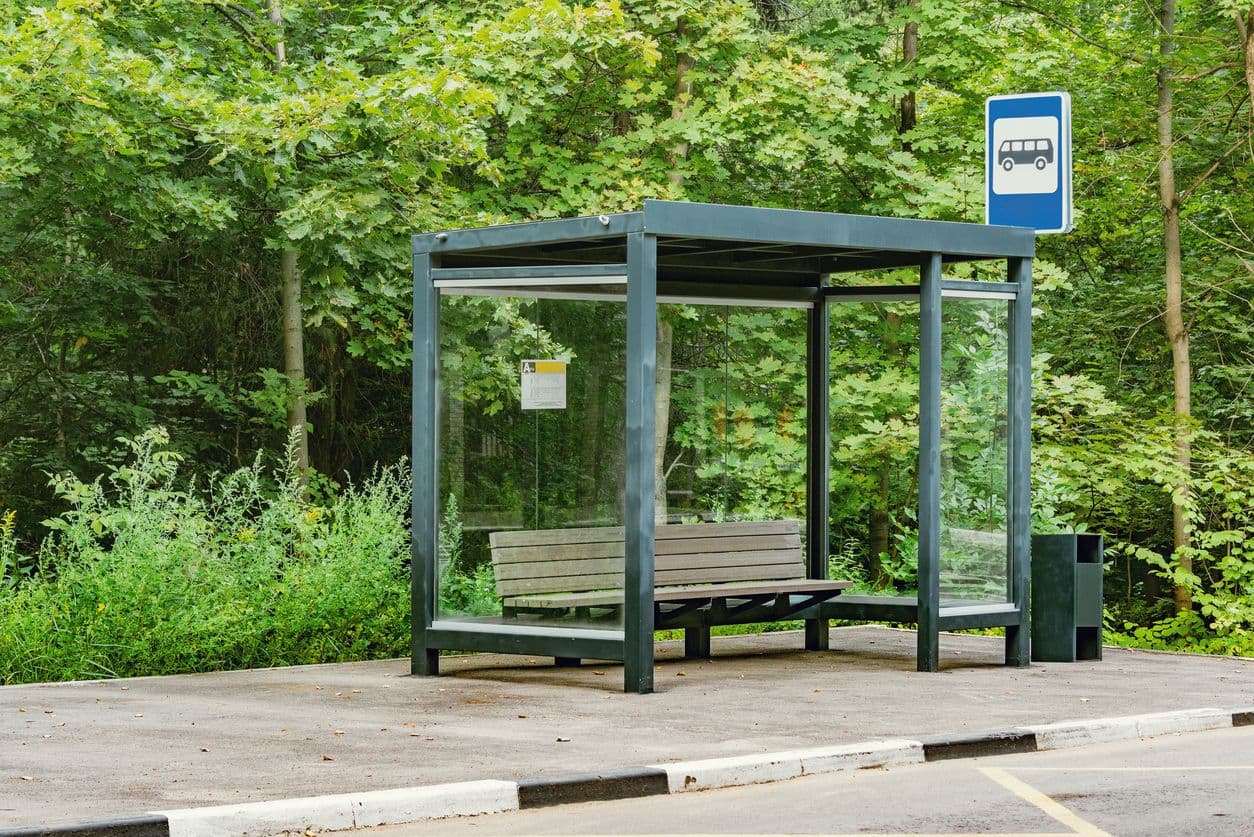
592,671 -> 606,676
321,754 -> 334,761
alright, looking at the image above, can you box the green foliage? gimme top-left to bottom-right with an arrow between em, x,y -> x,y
0,509 -> 34,590
0,0 -> 1251,669
438,493 -> 500,617
0,429 -> 409,685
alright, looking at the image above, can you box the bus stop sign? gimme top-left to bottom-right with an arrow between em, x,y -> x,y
986,92 -> 1072,234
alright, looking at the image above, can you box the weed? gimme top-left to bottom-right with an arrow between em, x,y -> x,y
0,429 -> 410,685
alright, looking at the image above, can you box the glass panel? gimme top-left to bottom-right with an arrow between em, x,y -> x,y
437,292 -> 626,630
724,307 -> 807,523
660,305 -> 807,526
660,303 -> 728,524
940,298 -> 1010,603
828,299 -> 921,595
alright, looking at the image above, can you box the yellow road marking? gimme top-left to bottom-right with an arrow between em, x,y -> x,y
979,767 -> 1112,837
1008,765 -> 1254,772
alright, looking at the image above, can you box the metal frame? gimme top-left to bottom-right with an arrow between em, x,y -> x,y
412,200 -> 1035,690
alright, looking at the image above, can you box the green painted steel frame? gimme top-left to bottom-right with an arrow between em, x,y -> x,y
412,200 -> 1035,691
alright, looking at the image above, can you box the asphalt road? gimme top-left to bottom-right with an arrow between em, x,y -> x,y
370,725 -> 1254,836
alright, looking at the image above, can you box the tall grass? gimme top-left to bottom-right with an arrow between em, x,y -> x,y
0,428 -> 410,684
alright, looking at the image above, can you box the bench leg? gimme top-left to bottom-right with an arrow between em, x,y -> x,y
684,627 -> 711,659
554,657 -> 581,667
805,618 -> 829,651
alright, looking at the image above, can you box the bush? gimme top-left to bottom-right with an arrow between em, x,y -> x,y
0,428 -> 410,684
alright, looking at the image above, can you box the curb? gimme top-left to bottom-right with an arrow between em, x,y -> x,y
5,706 -> 1251,837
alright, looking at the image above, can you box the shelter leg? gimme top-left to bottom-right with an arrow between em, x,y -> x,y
684,627 -> 711,659
1005,623 -> 1030,667
804,618 -> 829,651
917,627 -> 939,672
555,657 -> 581,667
412,649 -> 439,677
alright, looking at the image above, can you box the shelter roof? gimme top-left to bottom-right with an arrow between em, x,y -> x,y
413,200 -> 1034,287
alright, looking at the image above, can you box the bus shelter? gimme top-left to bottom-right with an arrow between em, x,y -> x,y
412,200 -> 1034,693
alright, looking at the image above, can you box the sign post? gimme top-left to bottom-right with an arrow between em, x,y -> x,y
986,92 -> 1072,234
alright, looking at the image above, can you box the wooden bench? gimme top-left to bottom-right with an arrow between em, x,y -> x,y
489,520 -> 851,663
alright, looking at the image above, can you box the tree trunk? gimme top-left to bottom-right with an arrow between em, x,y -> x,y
654,321 -> 674,523
577,361 -> 602,513
656,25 -> 693,522
868,309 -> 903,588
667,23 -> 695,188
1239,8 -> 1254,107
269,0 -> 308,482
899,0 -> 919,151
1155,0 -> 1191,612
281,248 -> 310,481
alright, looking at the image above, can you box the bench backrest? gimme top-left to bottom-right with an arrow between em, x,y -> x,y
489,520 -> 803,599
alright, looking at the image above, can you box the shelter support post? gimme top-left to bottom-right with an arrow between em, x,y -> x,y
917,253 -> 942,672
624,232 -> 658,693
411,250 -> 439,676
1006,257 -> 1033,666
805,292 -> 831,651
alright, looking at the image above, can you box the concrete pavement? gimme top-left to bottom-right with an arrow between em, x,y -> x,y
2,626 -> 1252,828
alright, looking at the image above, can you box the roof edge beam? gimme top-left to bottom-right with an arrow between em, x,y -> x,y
414,212 -> 643,254
642,199 -> 1034,259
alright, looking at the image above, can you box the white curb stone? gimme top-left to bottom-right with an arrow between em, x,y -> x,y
1023,708 -> 1231,751
1134,707 -> 1230,737
159,780 -> 519,837
650,739 -> 923,794
795,738 -> 925,775
651,752 -> 803,794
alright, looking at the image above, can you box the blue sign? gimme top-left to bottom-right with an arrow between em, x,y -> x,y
986,92 -> 1072,234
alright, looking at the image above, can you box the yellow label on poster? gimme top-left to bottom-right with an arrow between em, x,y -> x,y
521,360 -> 567,410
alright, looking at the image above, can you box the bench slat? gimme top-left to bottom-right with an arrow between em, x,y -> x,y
507,579 -> 852,610
497,561 -> 805,597
489,520 -> 799,549
493,533 -> 802,564
495,550 -> 802,582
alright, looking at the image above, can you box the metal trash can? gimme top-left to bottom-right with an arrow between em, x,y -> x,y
1030,534 -> 1106,662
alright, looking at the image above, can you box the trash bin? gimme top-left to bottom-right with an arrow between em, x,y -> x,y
1030,534 -> 1106,662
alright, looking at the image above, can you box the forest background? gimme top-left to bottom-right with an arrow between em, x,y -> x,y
0,0 -> 1250,684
